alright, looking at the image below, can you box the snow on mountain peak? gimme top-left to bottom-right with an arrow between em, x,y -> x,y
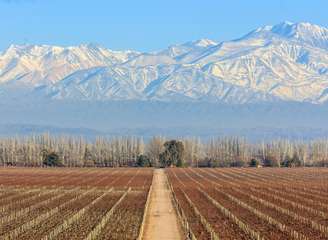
243,21 -> 328,50
191,39 -> 218,48
271,21 -> 327,37
0,43 -> 140,86
1,21 -> 328,104
3,44 -> 52,57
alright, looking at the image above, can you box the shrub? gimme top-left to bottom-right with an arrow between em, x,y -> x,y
282,153 -> 302,167
137,154 -> 152,167
230,157 -> 246,167
314,160 -> 328,167
249,158 -> 260,167
197,158 -> 215,167
263,155 -> 279,167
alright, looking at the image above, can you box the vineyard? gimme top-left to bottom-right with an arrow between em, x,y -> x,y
0,168 -> 153,240
0,167 -> 327,239
167,168 -> 328,240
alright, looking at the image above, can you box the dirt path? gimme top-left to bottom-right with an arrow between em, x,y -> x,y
142,168 -> 183,240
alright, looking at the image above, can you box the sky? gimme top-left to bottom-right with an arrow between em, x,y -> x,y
1,0 -> 328,52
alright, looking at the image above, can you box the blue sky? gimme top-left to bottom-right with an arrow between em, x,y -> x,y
1,0 -> 328,52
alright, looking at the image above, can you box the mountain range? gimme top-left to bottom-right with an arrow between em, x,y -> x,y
1,21 -> 328,104
2,21 -> 328,139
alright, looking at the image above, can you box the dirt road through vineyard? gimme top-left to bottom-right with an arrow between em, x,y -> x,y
142,169 -> 182,240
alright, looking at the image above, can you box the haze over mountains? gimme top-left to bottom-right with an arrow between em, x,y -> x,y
1,21 -> 328,139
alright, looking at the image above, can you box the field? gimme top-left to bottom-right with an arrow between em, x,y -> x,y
0,167 -> 327,240
0,168 -> 153,240
167,168 -> 328,240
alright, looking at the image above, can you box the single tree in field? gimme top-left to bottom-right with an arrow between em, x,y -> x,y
41,149 -> 63,167
159,140 -> 185,167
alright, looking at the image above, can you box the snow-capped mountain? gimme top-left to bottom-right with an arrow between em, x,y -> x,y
1,21 -> 328,104
0,44 -> 139,86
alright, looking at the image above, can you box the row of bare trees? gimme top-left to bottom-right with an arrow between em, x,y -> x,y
0,134 -> 327,167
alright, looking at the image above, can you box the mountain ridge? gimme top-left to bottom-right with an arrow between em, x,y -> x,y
1,21 -> 328,104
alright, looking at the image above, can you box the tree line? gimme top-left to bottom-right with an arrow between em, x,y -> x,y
0,134 -> 327,167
